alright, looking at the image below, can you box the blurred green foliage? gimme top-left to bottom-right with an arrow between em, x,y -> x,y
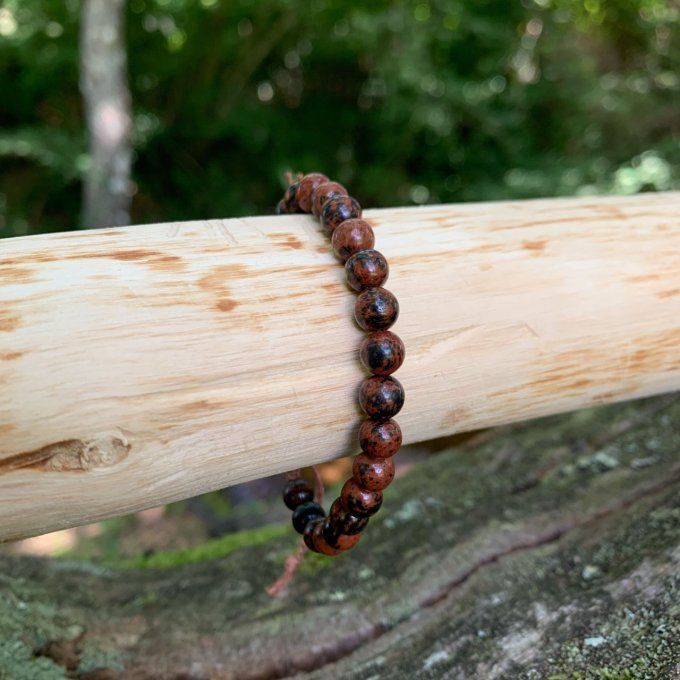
0,0 -> 678,238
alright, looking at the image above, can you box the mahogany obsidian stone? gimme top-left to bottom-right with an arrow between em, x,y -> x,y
345,249 -> 389,291
354,287 -> 399,331
296,173 -> 328,213
328,498 -> 369,535
352,453 -> 395,491
359,330 -> 405,376
359,419 -> 403,458
321,196 -> 362,235
311,180 -> 348,217
303,518 -> 343,555
282,478 -> 314,510
359,375 -> 405,420
283,181 -> 302,213
340,479 -> 383,517
292,501 -> 325,534
321,517 -> 362,551
331,219 -> 375,262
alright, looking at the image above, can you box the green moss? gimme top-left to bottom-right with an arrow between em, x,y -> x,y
119,522 -> 289,569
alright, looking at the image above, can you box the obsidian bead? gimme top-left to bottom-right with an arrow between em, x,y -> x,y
340,479 -> 383,516
321,196 -> 361,235
292,501 -> 325,534
283,181 -> 302,213
359,419 -> 402,458
296,173 -> 328,213
312,180 -> 348,217
331,219 -> 375,262
355,287 -> 399,331
328,498 -> 369,535
353,453 -> 395,491
321,517 -> 362,551
359,375 -> 405,420
345,249 -> 389,291
304,518 -> 343,555
282,478 -> 314,510
359,331 -> 405,376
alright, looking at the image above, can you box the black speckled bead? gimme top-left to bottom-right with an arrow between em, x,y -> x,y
296,173 -> 328,213
283,181 -> 302,213
328,498 -> 369,535
312,181 -> 348,217
321,196 -> 361,235
355,287 -> 399,331
340,479 -> 383,517
359,375 -> 405,420
331,219 -> 375,262
359,330 -> 405,376
353,453 -> 395,491
292,501 -> 325,534
345,249 -> 389,291
359,419 -> 402,458
282,478 -> 314,510
321,517 -> 362,551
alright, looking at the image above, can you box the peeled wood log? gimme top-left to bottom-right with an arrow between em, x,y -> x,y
1,193 -> 679,541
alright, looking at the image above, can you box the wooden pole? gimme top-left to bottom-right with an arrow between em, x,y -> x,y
1,193 -> 679,541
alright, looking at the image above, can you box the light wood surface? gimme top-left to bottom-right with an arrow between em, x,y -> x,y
1,193 -> 679,541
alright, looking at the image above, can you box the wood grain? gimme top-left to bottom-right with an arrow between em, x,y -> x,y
1,193 -> 679,541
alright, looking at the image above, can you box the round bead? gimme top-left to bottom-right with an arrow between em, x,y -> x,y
359,419 -> 402,458
296,173 -> 328,213
304,518 -> 343,556
282,478 -> 314,510
340,479 -> 383,517
321,196 -> 361,235
292,501 -> 325,534
321,517 -> 362,551
331,219 -> 375,262
353,454 -> 395,491
345,249 -> 389,291
359,375 -> 405,420
312,181 -> 347,217
355,287 -> 399,331
328,498 -> 369,535
359,331 -> 405,376
283,181 -> 301,213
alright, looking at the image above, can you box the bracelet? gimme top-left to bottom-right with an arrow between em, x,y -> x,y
276,173 -> 405,556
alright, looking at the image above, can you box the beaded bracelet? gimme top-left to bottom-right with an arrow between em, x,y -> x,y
276,173 -> 405,556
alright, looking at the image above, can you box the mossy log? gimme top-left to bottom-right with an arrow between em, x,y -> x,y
1,394 -> 678,679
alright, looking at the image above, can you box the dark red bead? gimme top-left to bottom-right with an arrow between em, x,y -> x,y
359,331 -> 405,376
312,181 -> 347,217
282,478 -> 314,510
283,181 -> 302,213
292,501 -> 325,534
296,173 -> 328,213
321,196 -> 361,235
355,287 -> 399,331
305,519 -> 343,555
331,219 -> 375,262
341,479 -> 383,517
328,498 -> 369,535
321,517 -> 362,551
353,454 -> 395,491
359,375 -> 405,420
345,249 -> 389,291
359,419 -> 402,458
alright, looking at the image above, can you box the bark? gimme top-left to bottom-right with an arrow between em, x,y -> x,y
79,0 -> 132,229
0,394 -> 678,679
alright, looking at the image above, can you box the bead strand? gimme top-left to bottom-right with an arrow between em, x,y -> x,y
277,173 -> 405,556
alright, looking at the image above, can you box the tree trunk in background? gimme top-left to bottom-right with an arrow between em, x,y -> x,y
79,0 -> 132,229
0,395 -> 678,678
